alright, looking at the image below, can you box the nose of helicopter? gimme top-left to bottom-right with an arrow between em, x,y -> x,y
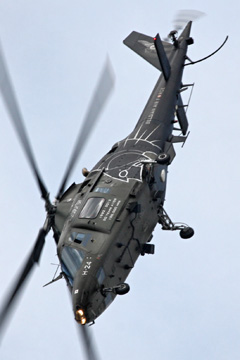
75,307 -> 87,325
72,272 -> 97,325
72,286 -> 90,325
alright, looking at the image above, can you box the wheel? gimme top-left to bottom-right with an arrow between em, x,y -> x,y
157,153 -> 170,165
115,283 -> 130,295
179,227 -> 194,239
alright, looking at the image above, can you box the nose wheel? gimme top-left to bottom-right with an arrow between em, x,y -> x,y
158,205 -> 194,239
101,283 -> 130,296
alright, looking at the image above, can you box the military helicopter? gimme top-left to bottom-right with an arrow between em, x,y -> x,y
0,18 -> 227,360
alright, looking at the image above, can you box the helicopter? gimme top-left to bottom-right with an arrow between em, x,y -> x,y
0,19 -> 227,360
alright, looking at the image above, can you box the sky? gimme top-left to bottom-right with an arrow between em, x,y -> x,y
0,1 -> 240,360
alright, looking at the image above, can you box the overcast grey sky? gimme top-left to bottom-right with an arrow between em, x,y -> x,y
0,1 -> 240,360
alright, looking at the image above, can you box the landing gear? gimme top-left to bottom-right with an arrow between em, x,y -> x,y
101,283 -> 130,296
115,283 -> 130,295
157,153 -> 170,165
158,205 -> 194,239
179,227 -> 194,239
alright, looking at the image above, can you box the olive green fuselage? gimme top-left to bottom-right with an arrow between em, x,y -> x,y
55,23 -> 191,323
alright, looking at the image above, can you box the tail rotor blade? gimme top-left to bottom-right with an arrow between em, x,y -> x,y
0,224 -> 49,339
0,42 -> 49,202
173,10 -> 205,31
56,59 -> 114,200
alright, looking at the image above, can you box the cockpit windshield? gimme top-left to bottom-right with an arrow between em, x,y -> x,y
61,245 -> 85,285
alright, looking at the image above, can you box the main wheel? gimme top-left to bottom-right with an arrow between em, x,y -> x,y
179,227 -> 194,239
157,153 -> 170,165
115,283 -> 130,295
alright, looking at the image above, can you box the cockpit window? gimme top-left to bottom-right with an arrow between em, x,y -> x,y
61,245 -> 85,282
79,197 -> 105,219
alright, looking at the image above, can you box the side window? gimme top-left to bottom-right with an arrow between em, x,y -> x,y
94,187 -> 110,194
69,232 -> 92,247
79,197 -> 105,219
96,267 -> 105,285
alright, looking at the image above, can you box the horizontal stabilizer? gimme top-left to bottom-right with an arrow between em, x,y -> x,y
176,95 -> 189,135
123,31 -> 173,71
154,33 -> 171,80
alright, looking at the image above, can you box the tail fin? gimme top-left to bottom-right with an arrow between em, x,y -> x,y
123,31 -> 173,72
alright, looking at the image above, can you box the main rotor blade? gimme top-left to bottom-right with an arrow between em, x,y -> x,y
56,59 -> 114,199
0,224 -> 49,339
77,324 -> 100,360
0,43 -> 49,202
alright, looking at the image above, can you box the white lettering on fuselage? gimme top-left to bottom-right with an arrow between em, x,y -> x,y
69,199 -> 82,220
82,257 -> 92,276
99,197 -> 121,222
146,88 -> 165,125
